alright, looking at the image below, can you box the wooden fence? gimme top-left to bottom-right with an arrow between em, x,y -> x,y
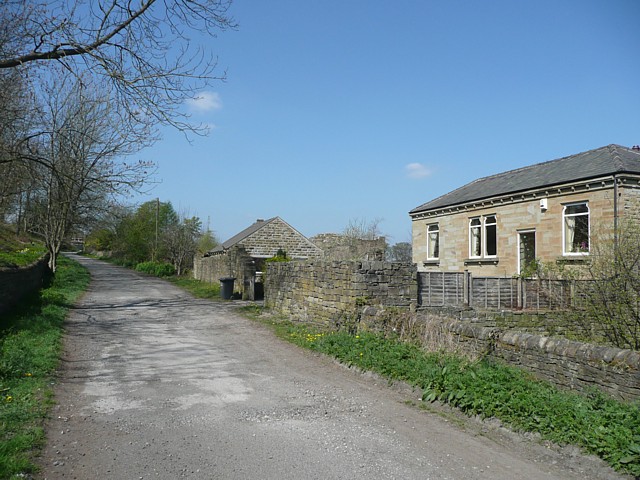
417,271 -> 578,310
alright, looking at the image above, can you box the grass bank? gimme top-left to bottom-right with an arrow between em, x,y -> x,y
241,308 -> 640,477
0,225 -> 46,268
0,255 -> 90,478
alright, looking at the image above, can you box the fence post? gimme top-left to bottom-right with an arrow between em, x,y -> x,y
463,270 -> 471,307
517,277 -> 524,309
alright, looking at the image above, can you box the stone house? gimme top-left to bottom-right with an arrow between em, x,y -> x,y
410,144 -> 640,276
193,217 -> 323,299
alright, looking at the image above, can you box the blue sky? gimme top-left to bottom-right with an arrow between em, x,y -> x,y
136,0 -> 640,245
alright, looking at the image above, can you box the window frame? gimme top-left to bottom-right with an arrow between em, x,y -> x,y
469,217 -> 482,258
426,223 -> 440,260
469,215 -> 497,259
484,214 -> 497,258
562,202 -> 590,256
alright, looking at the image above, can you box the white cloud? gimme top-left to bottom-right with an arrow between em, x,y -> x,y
405,163 -> 431,179
186,91 -> 222,112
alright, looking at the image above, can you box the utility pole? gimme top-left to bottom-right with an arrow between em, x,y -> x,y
153,197 -> 159,262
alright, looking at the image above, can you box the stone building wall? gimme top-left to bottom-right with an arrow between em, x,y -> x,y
620,182 -> 640,224
264,259 -> 416,325
0,255 -> 50,315
239,218 -> 323,258
413,187 -> 617,276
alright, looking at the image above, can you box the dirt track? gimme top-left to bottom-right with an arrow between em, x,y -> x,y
38,254 -> 628,479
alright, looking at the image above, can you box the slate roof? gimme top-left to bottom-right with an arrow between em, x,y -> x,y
410,144 -> 640,215
210,217 -> 277,254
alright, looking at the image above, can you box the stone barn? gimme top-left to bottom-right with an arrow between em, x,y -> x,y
193,217 -> 323,300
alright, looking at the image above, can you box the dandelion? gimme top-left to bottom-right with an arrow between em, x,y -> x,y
24,373 -> 32,377
5,396 -> 13,403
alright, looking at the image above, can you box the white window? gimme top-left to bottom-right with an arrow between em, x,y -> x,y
563,202 -> 589,255
469,215 -> 497,258
484,215 -> 497,257
427,224 -> 439,259
469,218 -> 482,258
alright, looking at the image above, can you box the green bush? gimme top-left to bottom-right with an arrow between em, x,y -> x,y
134,261 -> 175,277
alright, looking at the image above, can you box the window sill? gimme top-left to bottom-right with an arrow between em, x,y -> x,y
557,256 -> 590,265
464,257 -> 499,266
423,259 -> 440,266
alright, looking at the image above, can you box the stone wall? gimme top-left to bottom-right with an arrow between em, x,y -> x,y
193,246 -> 255,299
0,255 -> 50,316
360,309 -> 639,402
496,329 -> 639,401
310,233 -> 386,261
265,260 -> 416,325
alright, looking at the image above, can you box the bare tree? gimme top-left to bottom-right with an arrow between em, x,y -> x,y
0,0 -> 236,136
163,215 -> 201,275
27,76 -> 152,271
343,217 -> 385,241
576,219 -> 640,350
0,69 -> 35,223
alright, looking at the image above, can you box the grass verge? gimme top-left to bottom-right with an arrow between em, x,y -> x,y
243,309 -> 640,477
166,276 -> 221,299
0,255 -> 90,478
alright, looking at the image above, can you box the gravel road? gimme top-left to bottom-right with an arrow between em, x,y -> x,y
37,254 -> 628,479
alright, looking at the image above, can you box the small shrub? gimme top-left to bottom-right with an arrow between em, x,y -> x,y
135,261 -> 175,277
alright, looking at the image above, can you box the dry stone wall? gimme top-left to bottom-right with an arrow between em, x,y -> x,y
265,260 -> 416,325
310,233 -> 386,261
361,308 -> 640,402
495,329 -> 639,401
0,256 -> 50,315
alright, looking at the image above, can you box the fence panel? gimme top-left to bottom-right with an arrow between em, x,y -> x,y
522,278 -> 575,309
417,271 -> 589,310
470,276 -> 517,309
417,272 -> 465,306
